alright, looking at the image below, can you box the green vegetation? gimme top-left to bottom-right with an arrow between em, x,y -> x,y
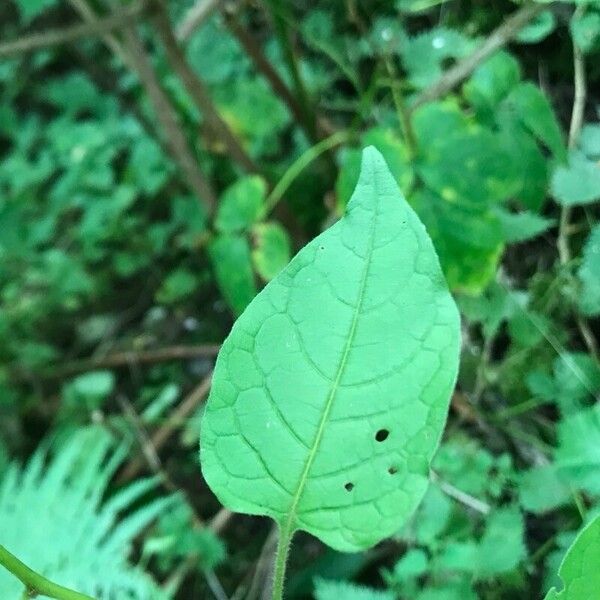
0,0 -> 599,598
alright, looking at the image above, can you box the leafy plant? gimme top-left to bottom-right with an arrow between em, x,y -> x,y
200,148 -> 460,598
0,428 -> 172,599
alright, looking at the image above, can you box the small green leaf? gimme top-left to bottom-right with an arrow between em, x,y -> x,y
215,175 -> 267,233
401,28 -> 475,89
518,465 -> 572,513
545,514 -> 600,599
156,269 -> 198,304
15,0 -> 57,24
495,209 -> 555,243
464,51 -> 521,112
251,222 -> 292,281
578,225 -> 600,315
570,10 -> 600,53
201,148 -> 460,552
556,404 -> 600,495
517,10 -> 556,43
579,124 -> 600,158
552,150 -> 600,206
476,506 -> 527,577
506,82 -> 566,160
209,234 -> 257,315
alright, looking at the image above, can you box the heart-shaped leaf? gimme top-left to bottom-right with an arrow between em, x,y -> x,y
200,147 -> 460,552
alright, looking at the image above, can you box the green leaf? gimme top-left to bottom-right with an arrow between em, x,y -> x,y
463,51 -> 521,113
155,268 -> 199,304
410,189 -> 503,294
552,150 -> 600,206
314,578 -> 394,600
209,234 -> 257,315
200,148 -> 460,552
506,82 -> 566,160
517,10 -> 557,43
545,514 -> 600,599
336,128 -> 414,211
518,465 -> 572,513
401,28 -> 475,89
15,0 -> 57,24
476,506 -> 527,577
496,209 -> 555,243
251,222 -> 292,281
578,225 -> 600,316
570,10 -> 600,53
579,124 -> 600,158
215,175 -> 267,233
555,404 -> 600,495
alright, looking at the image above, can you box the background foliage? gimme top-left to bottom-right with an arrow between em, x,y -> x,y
0,0 -> 599,598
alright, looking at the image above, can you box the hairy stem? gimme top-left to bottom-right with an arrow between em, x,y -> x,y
0,545 -> 95,600
271,526 -> 293,600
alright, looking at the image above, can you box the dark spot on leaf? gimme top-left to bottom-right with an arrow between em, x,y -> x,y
375,429 -> 389,442
388,466 -> 398,475
320,245 -> 325,250
344,482 -> 354,491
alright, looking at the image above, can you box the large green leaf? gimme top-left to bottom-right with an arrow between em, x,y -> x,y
545,514 -> 600,599
200,148 -> 460,552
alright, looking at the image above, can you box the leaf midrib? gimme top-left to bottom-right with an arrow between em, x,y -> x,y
279,187 -> 380,539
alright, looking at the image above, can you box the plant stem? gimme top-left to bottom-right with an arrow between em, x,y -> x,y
271,526 -> 293,600
0,544 -> 95,600
265,130 -> 350,213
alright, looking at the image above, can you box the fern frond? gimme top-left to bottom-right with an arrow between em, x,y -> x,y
0,427 -> 173,599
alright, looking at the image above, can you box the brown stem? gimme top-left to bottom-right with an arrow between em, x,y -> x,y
0,1 -> 146,58
121,25 -> 218,210
222,3 -> 333,141
12,344 -> 220,382
410,3 -> 545,112
151,0 -> 259,174
119,370 -> 213,482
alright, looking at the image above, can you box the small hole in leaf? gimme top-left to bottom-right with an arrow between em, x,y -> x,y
375,429 -> 389,442
344,482 -> 354,492
388,466 -> 398,475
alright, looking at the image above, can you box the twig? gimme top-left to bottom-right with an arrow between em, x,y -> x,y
176,0 -> 220,41
209,508 -> 234,534
120,370 -> 213,481
151,0 -> 259,174
557,7 -> 599,362
265,0 -> 317,140
0,545 -> 95,600
12,344 -> 220,382
222,4 -> 333,142
430,471 -> 491,515
117,394 -> 163,473
410,2 -> 544,112
0,1 -> 145,58
121,25 -> 218,209
66,0 -> 217,210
